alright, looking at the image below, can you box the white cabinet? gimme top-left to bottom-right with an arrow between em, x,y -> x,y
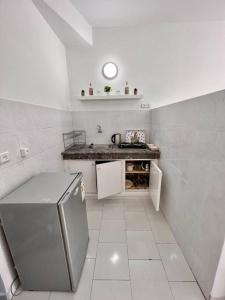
96,161 -> 124,200
149,161 -> 162,211
64,160 -> 97,193
64,159 -> 162,211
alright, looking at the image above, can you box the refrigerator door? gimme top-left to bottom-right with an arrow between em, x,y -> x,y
0,203 -> 71,291
58,174 -> 89,292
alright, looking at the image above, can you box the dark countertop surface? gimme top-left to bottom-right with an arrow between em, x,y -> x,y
61,144 -> 160,160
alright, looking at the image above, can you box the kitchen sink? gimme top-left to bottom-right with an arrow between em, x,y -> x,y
88,144 -> 117,150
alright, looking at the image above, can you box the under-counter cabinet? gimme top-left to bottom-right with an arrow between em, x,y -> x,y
64,159 -> 162,211
64,160 -> 97,193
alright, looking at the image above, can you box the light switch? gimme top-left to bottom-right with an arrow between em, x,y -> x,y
0,152 -> 10,165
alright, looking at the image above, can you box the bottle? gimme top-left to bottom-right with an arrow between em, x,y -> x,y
89,82 -> 93,96
81,89 -> 85,96
125,81 -> 129,95
134,88 -> 138,95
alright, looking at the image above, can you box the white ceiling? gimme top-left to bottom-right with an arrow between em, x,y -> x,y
71,0 -> 225,27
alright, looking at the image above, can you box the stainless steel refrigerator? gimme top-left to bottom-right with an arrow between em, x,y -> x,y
0,172 -> 89,292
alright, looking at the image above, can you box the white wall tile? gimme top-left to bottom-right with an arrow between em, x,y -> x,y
0,99 -> 73,199
151,90 -> 225,298
72,110 -> 151,144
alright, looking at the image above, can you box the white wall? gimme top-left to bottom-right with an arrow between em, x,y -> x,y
38,0 -> 93,45
67,21 -> 225,110
151,90 -> 225,297
73,110 -> 151,144
0,0 -> 70,109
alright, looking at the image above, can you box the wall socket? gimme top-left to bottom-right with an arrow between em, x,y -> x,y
140,103 -> 150,109
20,147 -> 30,158
0,152 -> 10,165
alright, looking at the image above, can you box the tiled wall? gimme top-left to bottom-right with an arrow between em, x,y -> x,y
0,99 -> 73,198
72,110 -> 151,144
0,98 -> 73,294
151,90 -> 225,298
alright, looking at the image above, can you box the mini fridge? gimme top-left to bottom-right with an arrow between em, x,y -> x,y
0,172 -> 89,292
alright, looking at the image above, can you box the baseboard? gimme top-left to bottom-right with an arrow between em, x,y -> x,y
86,192 -> 150,200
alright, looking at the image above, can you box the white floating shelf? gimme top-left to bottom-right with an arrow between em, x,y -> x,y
78,95 -> 143,101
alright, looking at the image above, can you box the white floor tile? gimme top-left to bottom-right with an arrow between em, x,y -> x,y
87,230 -> 99,258
99,219 -> 126,243
124,199 -> 145,212
131,282 -> 174,300
102,198 -> 124,205
130,260 -> 173,300
87,211 -> 102,229
15,196 -> 202,300
50,259 -> 95,300
158,244 -> 195,281
125,212 -> 151,230
103,204 -> 124,220
14,291 -> 50,300
91,280 -> 132,300
127,231 -> 160,259
86,199 -> 103,211
94,243 -> 129,280
148,211 -> 176,243
129,260 -> 168,283
170,282 -> 205,300
142,198 -> 155,209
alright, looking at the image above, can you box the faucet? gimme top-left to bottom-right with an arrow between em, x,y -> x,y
97,124 -> 102,133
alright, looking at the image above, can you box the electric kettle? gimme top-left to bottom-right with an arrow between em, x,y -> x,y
111,133 -> 121,145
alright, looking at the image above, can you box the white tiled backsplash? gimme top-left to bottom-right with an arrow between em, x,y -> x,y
0,102 -> 151,199
72,110 -> 151,144
0,99 -> 73,199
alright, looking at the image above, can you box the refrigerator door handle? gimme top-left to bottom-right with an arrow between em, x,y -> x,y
59,174 -> 82,205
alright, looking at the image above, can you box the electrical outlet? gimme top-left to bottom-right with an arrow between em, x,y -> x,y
141,103 -> 150,109
0,152 -> 10,165
20,147 -> 30,158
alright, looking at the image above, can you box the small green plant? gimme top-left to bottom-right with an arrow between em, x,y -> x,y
104,85 -> 111,93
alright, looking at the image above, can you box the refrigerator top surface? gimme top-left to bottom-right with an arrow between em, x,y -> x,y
0,172 -> 79,205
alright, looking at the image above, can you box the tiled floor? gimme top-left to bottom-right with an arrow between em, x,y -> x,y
14,196 -> 205,300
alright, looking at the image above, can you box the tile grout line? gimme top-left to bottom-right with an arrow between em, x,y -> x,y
88,196 -> 192,300
155,241 -> 176,300
89,202 -> 104,299
48,292 -> 51,300
124,200 -> 133,300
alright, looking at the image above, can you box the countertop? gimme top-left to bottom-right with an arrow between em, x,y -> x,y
61,144 -> 160,160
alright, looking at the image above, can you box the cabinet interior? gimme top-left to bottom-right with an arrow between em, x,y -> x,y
125,160 -> 151,190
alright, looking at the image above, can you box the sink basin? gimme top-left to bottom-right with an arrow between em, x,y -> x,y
88,144 -> 117,150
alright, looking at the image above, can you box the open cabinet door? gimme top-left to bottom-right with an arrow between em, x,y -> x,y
96,161 -> 123,199
149,161 -> 162,211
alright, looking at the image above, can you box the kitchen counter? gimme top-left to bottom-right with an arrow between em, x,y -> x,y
61,144 -> 160,160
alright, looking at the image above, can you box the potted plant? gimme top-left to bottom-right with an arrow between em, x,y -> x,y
104,85 -> 112,95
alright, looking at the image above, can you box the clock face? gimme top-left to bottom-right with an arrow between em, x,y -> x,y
102,62 -> 118,80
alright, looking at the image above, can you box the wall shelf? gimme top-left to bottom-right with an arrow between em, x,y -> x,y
78,95 -> 143,101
